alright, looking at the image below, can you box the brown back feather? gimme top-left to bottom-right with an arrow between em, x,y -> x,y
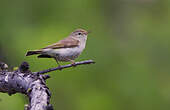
42,37 -> 79,49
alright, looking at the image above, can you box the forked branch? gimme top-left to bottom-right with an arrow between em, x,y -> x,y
0,60 -> 95,110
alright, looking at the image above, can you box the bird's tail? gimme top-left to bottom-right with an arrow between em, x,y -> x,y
26,50 -> 42,56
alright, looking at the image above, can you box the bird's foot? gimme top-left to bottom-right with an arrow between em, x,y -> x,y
57,65 -> 62,71
71,62 -> 76,67
66,59 -> 76,67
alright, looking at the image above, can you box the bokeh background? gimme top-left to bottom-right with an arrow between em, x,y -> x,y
0,0 -> 170,110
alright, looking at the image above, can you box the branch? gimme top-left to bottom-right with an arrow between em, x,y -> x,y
35,60 -> 95,75
0,60 -> 95,110
0,62 -> 53,110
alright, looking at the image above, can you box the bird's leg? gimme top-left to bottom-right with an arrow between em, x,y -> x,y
54,58 -> 62,70
67,59 -> 76,67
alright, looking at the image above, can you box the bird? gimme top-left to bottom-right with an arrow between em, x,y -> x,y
26,29 -> 89,67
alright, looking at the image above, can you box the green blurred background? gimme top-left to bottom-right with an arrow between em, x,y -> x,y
0,0 -> 170,110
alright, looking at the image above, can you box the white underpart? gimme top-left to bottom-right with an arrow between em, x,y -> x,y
43,35 -> 87,62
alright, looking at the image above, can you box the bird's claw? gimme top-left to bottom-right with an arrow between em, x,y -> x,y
57,65 -> 62,70
71,63 -> 76,67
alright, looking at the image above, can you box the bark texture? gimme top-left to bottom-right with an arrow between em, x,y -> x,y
0,60 -> 95,110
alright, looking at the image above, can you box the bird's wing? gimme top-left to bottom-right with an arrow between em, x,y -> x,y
42,37 -> 79,49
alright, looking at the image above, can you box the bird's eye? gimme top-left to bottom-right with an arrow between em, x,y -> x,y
78,32 -> 82,35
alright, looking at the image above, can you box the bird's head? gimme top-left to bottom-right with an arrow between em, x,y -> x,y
70,29 -> 89,41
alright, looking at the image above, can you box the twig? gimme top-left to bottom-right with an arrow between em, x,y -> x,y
35,60 -> 95,75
